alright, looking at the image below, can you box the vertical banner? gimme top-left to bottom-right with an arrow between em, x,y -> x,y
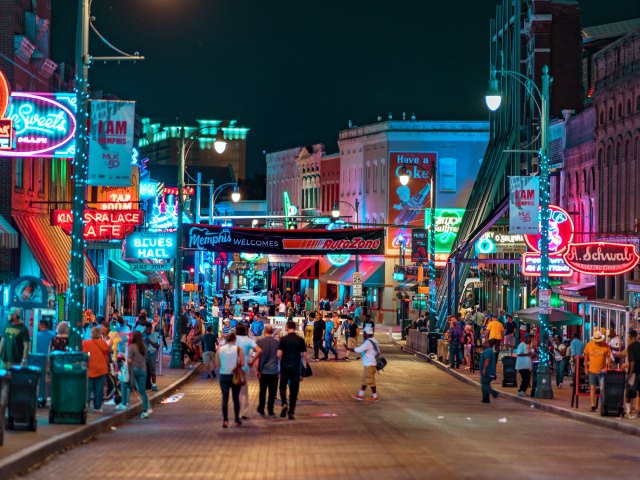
509,176 -> 539,234
388,152 -> 437,251
88,100 -> 135,186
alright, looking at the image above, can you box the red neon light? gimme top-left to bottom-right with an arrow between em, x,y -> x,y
521,252 -> 573,277
52,209 -> 143,240
524,204 -> 574,255
563,242 -> 640,276
0,69 -> 9,118
163,186 -> 194,196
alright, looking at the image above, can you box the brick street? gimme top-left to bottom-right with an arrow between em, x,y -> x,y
24,347 -> 640,480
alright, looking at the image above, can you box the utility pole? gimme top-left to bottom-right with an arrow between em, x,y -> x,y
68,0 -> 91,350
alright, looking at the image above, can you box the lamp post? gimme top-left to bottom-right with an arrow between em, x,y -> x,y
331,198 -> 360,273
484,65 -> 553,399
398,163 -> 436,326
170,126 -> 233,369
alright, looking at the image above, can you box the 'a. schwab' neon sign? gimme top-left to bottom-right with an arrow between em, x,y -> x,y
0,93 -> 76,158
52,209 -> 142,240
563,242 -> 640,276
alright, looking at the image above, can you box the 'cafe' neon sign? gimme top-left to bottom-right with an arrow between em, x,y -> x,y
0,92 -> 77,158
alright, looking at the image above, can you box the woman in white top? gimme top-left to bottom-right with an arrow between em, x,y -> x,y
214,332 -> 245,428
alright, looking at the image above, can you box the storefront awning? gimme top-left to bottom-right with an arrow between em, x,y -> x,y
283,258 -> 318,280
109,258 -> 148,284
0,214 -> 18,249
515,307 -> 583,326
552,283 -> 596,303
13,216 -> 100,294
320,261 -> 384,287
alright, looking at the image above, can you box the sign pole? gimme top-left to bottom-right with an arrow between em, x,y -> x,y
170,126 -> 185,369
68,0 -> 90,350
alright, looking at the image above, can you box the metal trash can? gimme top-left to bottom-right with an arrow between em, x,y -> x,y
600,370 -> 626,417
427,332 -> 440,355
49,351 -> 89,424
7,366 -> 41,431
0,369 -> 10,445
28,353 -> 49,408
501,356 -> 517,387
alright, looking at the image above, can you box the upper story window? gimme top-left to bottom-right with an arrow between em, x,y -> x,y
15,158 -> 23,189
38,159 -> 45,194
439,158 -> 457,193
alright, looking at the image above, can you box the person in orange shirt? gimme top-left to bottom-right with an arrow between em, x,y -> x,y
486,315 -> 505,354
584,330 -> 611,412
82,327 -> 111,413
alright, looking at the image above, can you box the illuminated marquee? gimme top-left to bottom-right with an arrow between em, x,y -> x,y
52,209 -> 142,240
424,208 -> 465,253
563,242 -> 640,276
125,231 -> 177,260
524,205 -> 574,254
1,92 -> 77,157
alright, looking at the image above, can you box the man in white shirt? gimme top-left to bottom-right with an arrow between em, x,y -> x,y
515,333 -> 535,397
350,326 -> 379,402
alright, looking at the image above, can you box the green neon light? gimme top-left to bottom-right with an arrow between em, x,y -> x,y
424,208 -> 465,253
283,191 -> 291,229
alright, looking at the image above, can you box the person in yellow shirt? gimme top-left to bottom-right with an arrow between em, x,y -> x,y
584,330 -> 611,412
486,316 -> 505,354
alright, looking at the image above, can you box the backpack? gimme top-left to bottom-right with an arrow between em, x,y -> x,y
369,339 -> 387,371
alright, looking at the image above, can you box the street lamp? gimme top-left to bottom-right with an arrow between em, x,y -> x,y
231,185 -> 241,203
397,164 -> 437,327
484,65 -> 553,399
331,199 -> 360,272
213,129 -> 227,154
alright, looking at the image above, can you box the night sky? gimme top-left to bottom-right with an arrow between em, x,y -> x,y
51,0 -> 640,179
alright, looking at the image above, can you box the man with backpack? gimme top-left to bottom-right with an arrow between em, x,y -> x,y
350,325 -> 381,402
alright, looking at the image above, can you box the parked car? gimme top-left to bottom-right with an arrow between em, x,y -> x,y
243,290 -> 268,306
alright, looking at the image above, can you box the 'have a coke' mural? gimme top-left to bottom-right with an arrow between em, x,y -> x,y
521,204 -> 640,277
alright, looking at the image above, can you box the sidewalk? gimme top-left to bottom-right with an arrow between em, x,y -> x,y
395,340 -> 640,438
0,352 -> 199,479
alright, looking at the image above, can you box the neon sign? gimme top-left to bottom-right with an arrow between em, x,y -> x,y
424,208 -> 465,253
522,252 -> 572,277
125,231 -> 177,260
52,209 -> 142,240
327,254 -> 350,267
563,242 -> 640,276
1,93 -> 76,157
524,205 -> 574,254
0,69 -> 9,117
0,119 -> 12,150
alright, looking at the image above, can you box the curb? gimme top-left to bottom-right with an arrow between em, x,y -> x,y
393,340 -> 640,438
0,367 -> 200,479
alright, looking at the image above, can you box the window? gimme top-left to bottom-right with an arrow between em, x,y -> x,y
15,158 -> 23,189
627,100 -> 632,114
365,162 -> 370,194
29,159 -> 35,191
637,96 -> 640,112
38,159 -> 45,194
373,161 -> 378,192
609,107 -> 613,121
618,104 -> 622,118
599,111 -> 604,126
381,160 -> 386,192
439,158 -> 457,192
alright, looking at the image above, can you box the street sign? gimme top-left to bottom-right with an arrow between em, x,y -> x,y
269,221 -> 284,228
129,262 -> 170,271
352,271 -> 363,297
352,295 -> 365,304
539,288 -> 551,314
313,217 -> 331,225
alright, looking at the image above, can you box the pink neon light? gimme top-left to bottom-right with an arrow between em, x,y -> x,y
0,92 -> 77,157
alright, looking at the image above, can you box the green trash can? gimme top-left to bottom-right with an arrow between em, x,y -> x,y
0,369 -> 10,446
49,351 -> 89,424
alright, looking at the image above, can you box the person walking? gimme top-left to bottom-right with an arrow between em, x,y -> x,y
50,321 -> 70,352
303,312 -> 315,347
82,327 -> 111,412
448,317 -> 463,369
552,336 -> 568,389
323,314 -> 339,361
214,332 -> 245,428
235,323 -> 261,419
480,340 -> 499,403
569,333 -> 584,378
463,324 -> 474,370
486,315 -> 504,355
344,317 -> 359,361
503,315 -> 517,356
312,313 -> 328,361
0,308 -> 30,368
584,330 -> 611,412
121,331 -> 152,418
277,321 -> 307,420
255,324 -> 279,417
202,325 -> 218,378
350,325 -> 380,402
515,333 -> 535,397
143,323 -> 160,392
36,320 -> 55,355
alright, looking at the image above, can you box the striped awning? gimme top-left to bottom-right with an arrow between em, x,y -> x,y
13,216 -> 100,294
0,214 -> 18,249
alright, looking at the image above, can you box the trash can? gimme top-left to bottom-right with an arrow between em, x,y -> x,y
28,353 -> 49,408
49,351 -> 89,424
501,356 -> 517,387
0,369 -> 10,445
7,365 -> 41,431
600,370 -> 626,417
530,361 -> 539,398
427,332 -> 440,355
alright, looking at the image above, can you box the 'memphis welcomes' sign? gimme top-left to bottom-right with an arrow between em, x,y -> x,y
184,225 -> 385,255
563,242 -> 640,276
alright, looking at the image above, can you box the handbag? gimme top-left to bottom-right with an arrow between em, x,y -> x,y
301,362 -> 313,378
370,339 -> 387,371
232,347 -> 246,386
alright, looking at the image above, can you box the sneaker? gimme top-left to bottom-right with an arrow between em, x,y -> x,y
93,408 -> 104,413
152,385 -> 158,392
351,394 -> 364,401
141,412 -> 149,419
320,357 -> 328,361
628,413 -> 638,419
313,358 -> 320,362
558,383 -> 563,389
146,408 -> 154,415
518,391 -> 525,397
280,405 -> 288,418
103,398 -> 116,406
343,357 -> 350,361
257,408 -> 265,417
115,404 -> 127,410
268,412 -> 275,417
288,413 -> 295,420
366,396 -> 378,402
591,406 -> 597,412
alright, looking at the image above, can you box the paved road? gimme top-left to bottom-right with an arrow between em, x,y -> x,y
25,347 -> 640,479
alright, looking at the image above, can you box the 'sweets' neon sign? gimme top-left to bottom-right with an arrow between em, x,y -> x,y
0,92 -> 77,157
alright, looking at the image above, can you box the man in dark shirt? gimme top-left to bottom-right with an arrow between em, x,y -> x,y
480,339 -> 499,403
312,315 -> 327,361
0,308 -> 30,368
344,317 -> 360,361
625,329 -> 640,417
277,321 -> 307,420
255,324 -> 279,416
202,326 -> 217,378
